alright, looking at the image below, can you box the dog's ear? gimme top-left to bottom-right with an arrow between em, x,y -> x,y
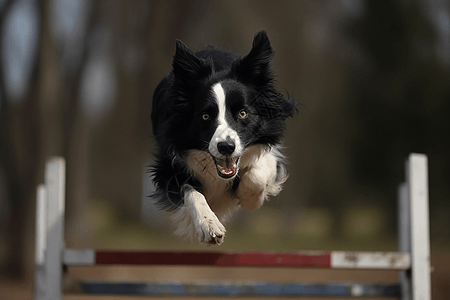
231,30 -> 274,86
172,40 -> 213,83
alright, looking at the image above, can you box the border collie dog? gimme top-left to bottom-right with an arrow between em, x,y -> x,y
151,30 -> 296,245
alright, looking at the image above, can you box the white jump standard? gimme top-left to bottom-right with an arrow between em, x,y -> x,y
33,154 -> 431,299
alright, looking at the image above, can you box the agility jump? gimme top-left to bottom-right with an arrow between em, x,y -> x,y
33,153 -> 431,299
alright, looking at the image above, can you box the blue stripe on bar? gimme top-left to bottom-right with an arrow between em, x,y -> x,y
78,281 -> 400,297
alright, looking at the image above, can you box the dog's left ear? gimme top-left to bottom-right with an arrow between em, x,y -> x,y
231,30 -> 274,86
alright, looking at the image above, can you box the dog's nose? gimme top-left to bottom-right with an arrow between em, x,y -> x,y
217,139 -> 235,155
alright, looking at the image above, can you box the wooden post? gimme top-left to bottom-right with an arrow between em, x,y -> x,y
407,154 -> 431,300
44,157 -> 66,300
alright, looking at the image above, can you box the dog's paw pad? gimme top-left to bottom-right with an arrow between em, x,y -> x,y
207,233 -> 225,245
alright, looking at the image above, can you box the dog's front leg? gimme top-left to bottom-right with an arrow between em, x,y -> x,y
171,185 -> 226,245
237,151 -> 283,210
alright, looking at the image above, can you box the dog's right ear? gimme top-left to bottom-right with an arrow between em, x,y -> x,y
173,40 -> 213,83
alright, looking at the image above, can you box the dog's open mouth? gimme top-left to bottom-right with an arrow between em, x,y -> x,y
212,156 -> 240,179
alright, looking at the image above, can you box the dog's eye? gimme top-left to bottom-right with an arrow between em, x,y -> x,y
202,113 -> 210,121
238,109 -> 248,119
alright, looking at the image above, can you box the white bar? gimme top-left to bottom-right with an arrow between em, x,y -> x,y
63,249 -> 95,265
408,154 -> 431,300
34,185 -> 47,300
398,182 -> 411,300
45,157 -> 66,300
331,251 -> 411,270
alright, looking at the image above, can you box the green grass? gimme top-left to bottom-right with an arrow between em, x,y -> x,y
92,218 -> 399,252
84,199 -> 448,253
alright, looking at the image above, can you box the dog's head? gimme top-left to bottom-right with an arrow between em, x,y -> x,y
166,31 -> 296,179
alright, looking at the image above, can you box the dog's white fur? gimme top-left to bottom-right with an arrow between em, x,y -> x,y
170,185 -> 226,245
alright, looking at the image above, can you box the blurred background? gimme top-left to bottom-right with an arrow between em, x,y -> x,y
0,0 -> 449,299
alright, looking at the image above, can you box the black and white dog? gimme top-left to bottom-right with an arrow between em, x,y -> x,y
151,30 -> 296,245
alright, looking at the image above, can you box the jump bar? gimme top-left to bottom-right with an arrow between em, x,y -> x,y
74,280 -> 401,297
63,249 -> 410,270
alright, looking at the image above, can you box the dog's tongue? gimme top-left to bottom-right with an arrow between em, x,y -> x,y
217,157 -> 237,176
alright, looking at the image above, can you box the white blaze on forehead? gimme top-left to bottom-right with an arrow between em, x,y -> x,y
213,83 -> 227,125
209,83 -> 242,158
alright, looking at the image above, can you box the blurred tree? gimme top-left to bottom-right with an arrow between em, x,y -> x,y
0,0 -> 41,278
346,0 -> 450,236
1,0 -> 449,281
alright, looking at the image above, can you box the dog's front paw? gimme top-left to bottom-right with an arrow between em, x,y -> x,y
196,214 -> 226,245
